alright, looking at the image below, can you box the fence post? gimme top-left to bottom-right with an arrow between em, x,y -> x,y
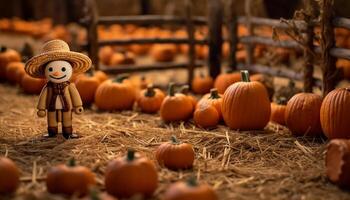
320,0 -> 337,96
244,0 -> 254,67
227,0 -> 238,71
85,0 -> 99,71
185,0 -> 195,86
208,0 -> 223,79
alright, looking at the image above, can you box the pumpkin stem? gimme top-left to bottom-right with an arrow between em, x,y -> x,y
127,149 -> 135,162
240,70 -> 250,82
113,74 -> 129,83
89,188 -> 100,200
225,69 -> 234,74
170,135 -> 179,144
145,84 -> 155,97
68,158 -> 76,167
209,88 -> 220,99
181,85 -> 190,95
276,97 -> 287,105
187,176 -> 198,187
168,82 -> 176,96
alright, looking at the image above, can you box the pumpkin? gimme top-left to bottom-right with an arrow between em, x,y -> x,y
155,135 -> 195,170
105,149 -> 158,198
95,75 -> 136,111
194,103 -> 220,128
163,178 -> 218,200
326,139 -> 350,188
160,83 -> 194,122
285,93 -> 323,136
222,70 -> 271,130
320,88 -> 350,139
151,44 -> 177,62
46,159 -> 96,197
197,88 -> 222,118
214,70 -> 241,94
180,85 -> 197,108
270,97 -> 287,125
137,84 -> 165,113
94,70 -> 109,83
109,51 -> 135,66
20,74 -> 46,94
75,74 -> 101,105
14,65 -> 26,84
0,47 -> 21,80
191,72 -> 214,94
5,62 -> 24,84
337,59 -> 350,79
0,157 -> 20,195
99,46 -> 114,65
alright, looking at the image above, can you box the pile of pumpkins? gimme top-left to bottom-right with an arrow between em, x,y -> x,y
0,135 -> 218,200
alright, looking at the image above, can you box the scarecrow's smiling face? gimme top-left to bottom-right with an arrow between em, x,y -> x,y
45,60 -> 73,83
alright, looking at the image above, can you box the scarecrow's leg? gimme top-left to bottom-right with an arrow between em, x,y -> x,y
62,111 -> 77,139
47,111 -> 58,137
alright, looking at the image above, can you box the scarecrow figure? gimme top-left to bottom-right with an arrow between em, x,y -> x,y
25,40 -> 91,139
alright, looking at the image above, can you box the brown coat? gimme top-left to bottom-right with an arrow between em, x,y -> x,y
37,82 -> 82,111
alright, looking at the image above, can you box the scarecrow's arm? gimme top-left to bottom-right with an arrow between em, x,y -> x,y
68,83 -> 83,114
37,85 -> 48,110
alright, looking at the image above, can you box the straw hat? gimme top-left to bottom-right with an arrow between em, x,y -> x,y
25,40 -> 91,78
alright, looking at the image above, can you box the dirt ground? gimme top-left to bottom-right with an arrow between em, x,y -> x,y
1,81 -> 350,200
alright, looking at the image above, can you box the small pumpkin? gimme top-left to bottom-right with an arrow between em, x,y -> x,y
109,51 -> 135,66
180,85 -> 197,108
20,74 -> 46,94
163,178 -> 218,200
285,93 -> 323,136
46,159 -> 96,197
99,46 -> 114,65
222,70 -> 271,130
137,84 -> 165,113
194,103 -> 220,128
214,70 -> 241,94
160,83 -> 194,122
197,88 -> 222,118
0,47 -> 21,80
326,139 -> 350,188
336,59 -> 350,79
155,135 -> 195,170
270,97 -> 287,125
94,75 -> 136,111
14,65 -> 26,84
0,157 -> 20,195
320,88 -> 350,139
105,149 -> 158,198
75,73 -> 101,105
94,70 -> 109,83
191,72 -> 214,94
151,44 -> 177,62
5,62 -> 25,84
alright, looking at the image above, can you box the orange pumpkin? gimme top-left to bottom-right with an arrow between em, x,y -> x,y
163,178 -> 218,200
5,62 -> 24,84
94,70 -> 109,83
155,136 -> 195,170
197,88 -> 222,118
151,44 -> 177,62
191,72 -> 214,94
180,85 -> 197,108
20,74 -> 46,94
105,149 -> 158,198
0,47 -> 21,80
109,52 -> 135,66
99,46 -> 114,65
160,83 -> 193,122
321,88 -> 350,139
46,159 -> 96,197
194,104 -> 220,128
285,93 -> 323,136
222,70 -> 271,130
137,84 -> 165,113
75,74 -> 101,105
95,75 -> 136,111
270,97 -> 287,125
214,70 -> 241,94
0,157 -> 20,195
14,65 -> 26,84
337,59 -> 350,79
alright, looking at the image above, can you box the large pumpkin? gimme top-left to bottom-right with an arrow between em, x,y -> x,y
214,70 -> 241,94
105,149 -> 158,198
94,76 -> 136,111
320,88 -> 350,139
155,136 -> 195,170
160,83 -> 193,122
0,47 -> 21,80
163,178 -> 218,200
137,84 -> 165,113
20,74 -> 46,94
5,62 -> 25,84
191,73 -> 214,94
285,93 -> 323,136
0,157 -> 20,195
46,159 -> 96,197
222,71 -> 271,130
75,73 -> 101,105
